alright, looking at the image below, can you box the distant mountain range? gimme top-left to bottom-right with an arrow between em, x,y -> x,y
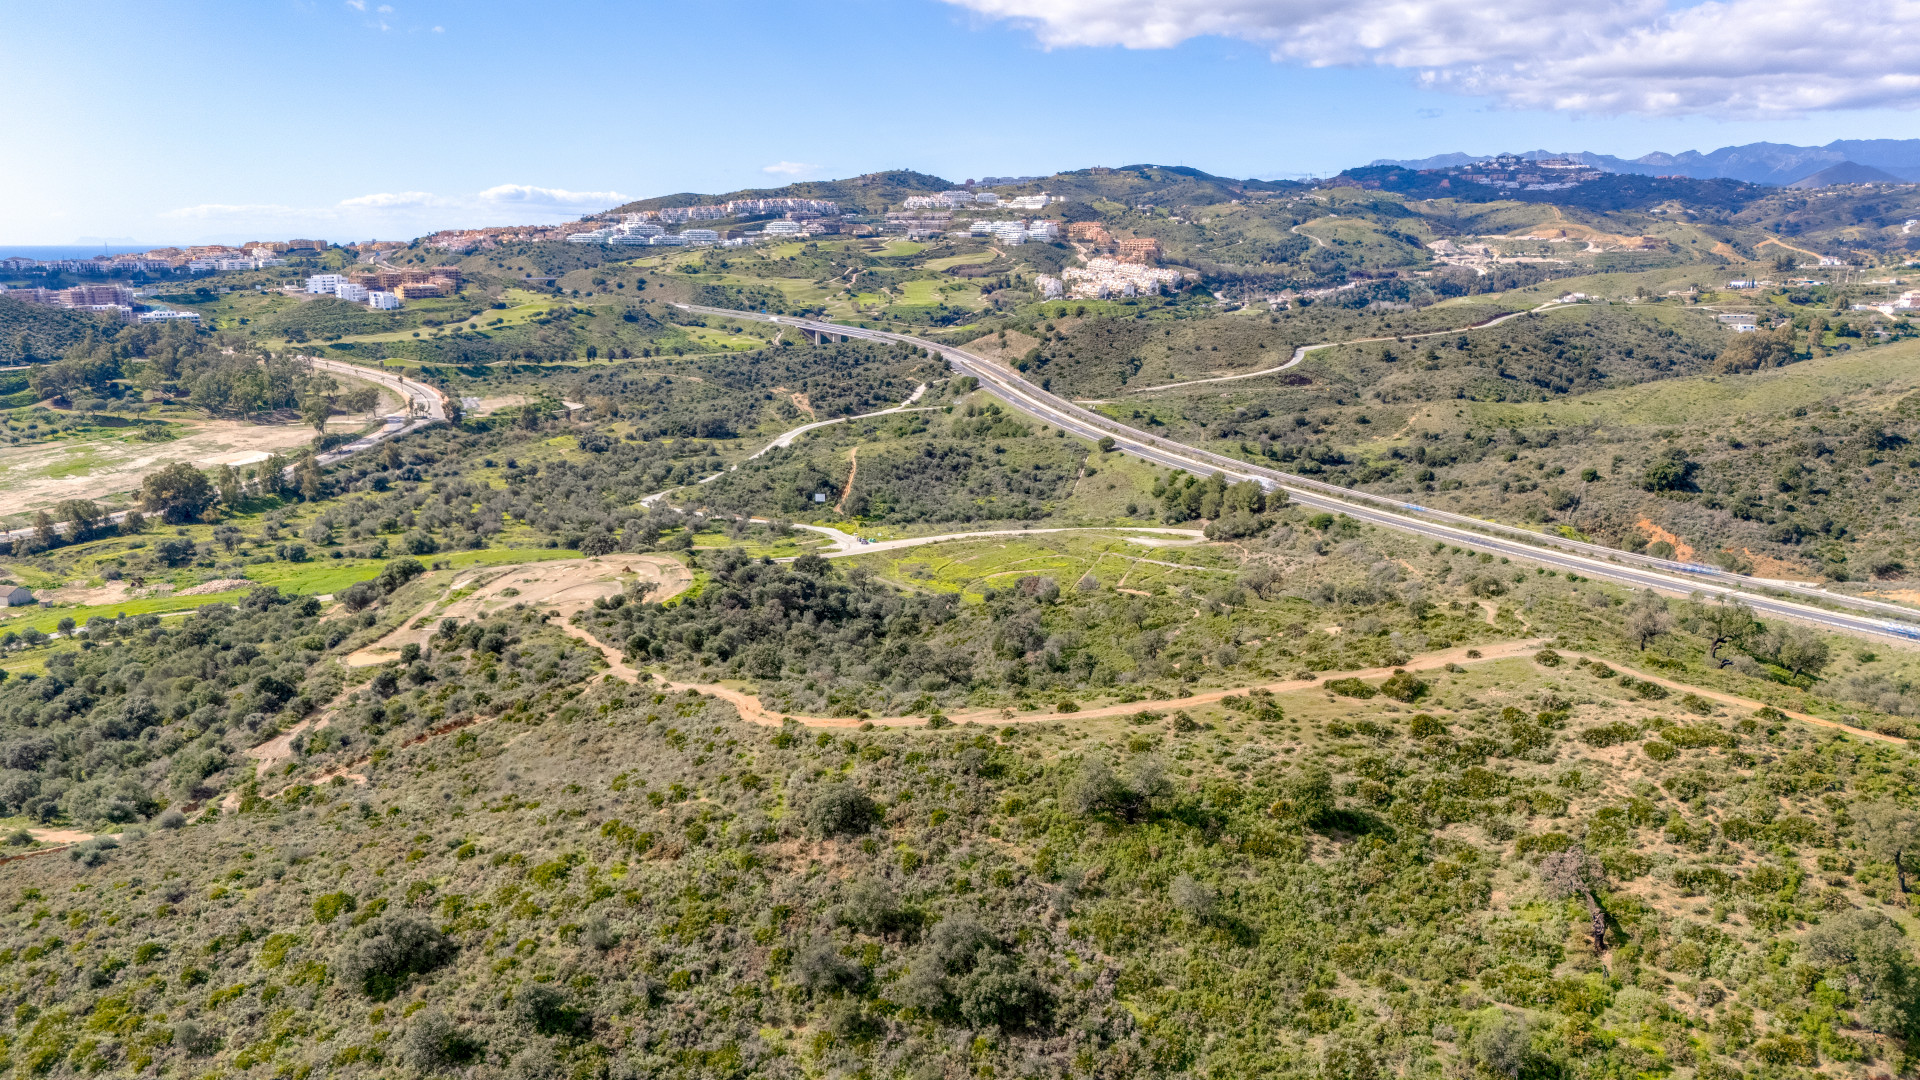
1372,140 -> 1920,186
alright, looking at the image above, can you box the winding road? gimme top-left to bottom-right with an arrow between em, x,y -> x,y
1,357 -> 448,544
1125,301 -> 1571,394
675,302 -> 1920,647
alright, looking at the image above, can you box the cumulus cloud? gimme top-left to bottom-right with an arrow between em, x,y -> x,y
943,0 -> 1920,116
762,161 -> 820,176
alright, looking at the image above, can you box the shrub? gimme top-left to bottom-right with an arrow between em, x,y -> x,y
1324,678 -> 1377,699
1580,722 -> 1641,747
1533,649 -> 1563,667
1643,741 -> 1678,762
334,915 -> 455,1000
1409,713 -> 1446,739
1380,670 -> 1428,702
807,782 -> 878,837
313,891 -> 357,923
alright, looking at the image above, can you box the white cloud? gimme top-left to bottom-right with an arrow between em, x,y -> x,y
345,0 -> 364,9
943,0 -> 1920,116
337,191 -> 444,209
377,4 -> 393,11
476,184 -> 628,207
432,24 -> 443,31
762,161 -> 820,176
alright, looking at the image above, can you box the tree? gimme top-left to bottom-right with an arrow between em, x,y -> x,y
1642,448 -> 1697,492
215,464 -> 242,510
1773,626 -> 1832,682
1712,328 -> 1796,374
32,511 -> 54,548
1690,599 -> 1758,666
1857,801 -> 1919,894
1805,910 -> 1920,1040
140,462 -> 217,524
1624,591 -> 1674,650
54,499 -> 101,542
300,395 -> 333,433
1539,849 -> 1609,954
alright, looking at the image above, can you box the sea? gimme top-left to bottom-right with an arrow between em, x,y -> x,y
0,245 -> 174,261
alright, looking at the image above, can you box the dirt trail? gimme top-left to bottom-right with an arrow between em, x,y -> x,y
573,619 -> 1896,745
834,448 -> 858,515
1558,650 -> 1901,745
346,556 -> 690,667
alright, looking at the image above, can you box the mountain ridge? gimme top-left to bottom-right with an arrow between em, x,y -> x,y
1372,140 -> 1920,185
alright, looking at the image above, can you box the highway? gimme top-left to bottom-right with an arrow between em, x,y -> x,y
1,357 -> 447,544
676,303 -> 1920,646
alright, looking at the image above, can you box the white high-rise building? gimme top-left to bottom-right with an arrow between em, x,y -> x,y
306,274 -> 347,294
333,282 -> 369,302
368,291 -> 401,310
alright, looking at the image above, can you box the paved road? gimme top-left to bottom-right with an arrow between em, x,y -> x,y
1126,302 -> 1568,394
676,303 -> 1920,646
2,357 -> 448,543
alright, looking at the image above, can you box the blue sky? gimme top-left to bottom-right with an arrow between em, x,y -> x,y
3,0 -> 1915,244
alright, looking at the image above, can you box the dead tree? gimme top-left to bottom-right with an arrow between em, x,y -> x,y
1540,850 -> 1609,955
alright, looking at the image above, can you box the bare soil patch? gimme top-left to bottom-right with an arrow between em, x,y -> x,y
345,555 -> 691,668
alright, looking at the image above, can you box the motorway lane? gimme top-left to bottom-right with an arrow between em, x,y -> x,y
675,303 -> 1920,646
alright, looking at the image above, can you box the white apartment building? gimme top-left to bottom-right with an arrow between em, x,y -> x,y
137,309 -> 201,323
762,221 -> 805,237
306,274 -> 347,294
334,282 -> 370,302
608,222 -> 666,246
1006,194 -> 1055,211
566,227 -> 618,244
1025,221 -> 1061,242
1036,275 -> 1065,300
680,229 -> 720,244
985,221 -> 1028,245
369,291 -> 402,310
1060,257 -> 1184,300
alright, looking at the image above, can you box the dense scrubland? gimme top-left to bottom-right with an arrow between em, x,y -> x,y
4,168 -> 1920,1079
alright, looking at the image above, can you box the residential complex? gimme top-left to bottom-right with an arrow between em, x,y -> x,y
1416,154 -> 1607,191
621,197 -> 840,224
1059,257 -> 1185,299
303,265 -> 464,309
969,219 -> 1064,246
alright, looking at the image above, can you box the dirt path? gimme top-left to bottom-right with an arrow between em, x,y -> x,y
1557,649 -> 1901,745
1125,303 -> 1563,395
834,447 -> 858,515
567,618 -> 1899,745
1760,235 -> 1825,261
346,556 -> 690,667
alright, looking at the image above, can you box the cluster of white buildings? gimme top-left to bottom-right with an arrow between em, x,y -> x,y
568,213 -> 824,246
905,191 -> 1058,211
1853,290 -> 1920,317
566,218 -> 732,247
1,242 -> 303,277
1,282 -> 201,323
1058,257 -> 1185,300
307,274 -> 402,310
619,197 -> 839,224
970,219 -> 1060,246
